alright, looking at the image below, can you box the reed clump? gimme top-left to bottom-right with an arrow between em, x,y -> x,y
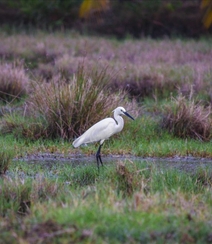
161,94 -> 212,141
0,62 -> 29,102
29,64 -> 122,139
2,63 -> 137,140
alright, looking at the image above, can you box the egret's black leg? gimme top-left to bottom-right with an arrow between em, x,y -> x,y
96,144 -> 103,170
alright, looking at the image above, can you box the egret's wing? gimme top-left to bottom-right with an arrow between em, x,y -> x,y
72,118 -> 115,147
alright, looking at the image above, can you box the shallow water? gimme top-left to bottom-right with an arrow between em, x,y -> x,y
14,153 -> 212,173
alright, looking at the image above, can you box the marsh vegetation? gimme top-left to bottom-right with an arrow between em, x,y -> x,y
1,158 -> 212,243
0,31 -> 212,243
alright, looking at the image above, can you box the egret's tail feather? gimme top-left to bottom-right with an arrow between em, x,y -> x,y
72,136 -> 83,148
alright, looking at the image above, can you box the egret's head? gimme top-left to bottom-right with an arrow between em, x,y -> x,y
113,107 -> 134,120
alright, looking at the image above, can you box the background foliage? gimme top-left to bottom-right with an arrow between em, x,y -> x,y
0,0 -> 211,37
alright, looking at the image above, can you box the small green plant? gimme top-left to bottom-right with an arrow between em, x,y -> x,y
0,178 -> 32,215
0,149 -> 14,175
161,94 -> 212,141
194,168 -> 212,188
70,165 -> 99,187
31,176 -> 61,202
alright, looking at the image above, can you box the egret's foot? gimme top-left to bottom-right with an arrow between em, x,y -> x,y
96,153 -> 103,170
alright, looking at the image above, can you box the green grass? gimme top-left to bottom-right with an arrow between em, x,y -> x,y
1,113 -> 212,159
0,137 -> 15,174
0,160 -> 212,243
103,116 -> 212,158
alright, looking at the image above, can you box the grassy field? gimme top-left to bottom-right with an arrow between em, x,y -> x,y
0,31 -> 212,243
1,159 -> 212,243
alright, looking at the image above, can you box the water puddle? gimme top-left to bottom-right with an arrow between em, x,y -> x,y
14,153 -> 212,173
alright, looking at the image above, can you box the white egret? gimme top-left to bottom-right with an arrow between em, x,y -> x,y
72,106 -> 134,169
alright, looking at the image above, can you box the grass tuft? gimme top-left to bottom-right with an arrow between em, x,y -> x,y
0,62 -> 29,102
115,161 -> 135,196
29,63 -> 122,139
0,148 -> 14,175
194,168 -> 212,188
70,165 -> 99,187
0,178 -> 32,216
31,176 -> 61,202
2,62 -> 137,140
114,161 -> 145,197
161,94 -> 212,141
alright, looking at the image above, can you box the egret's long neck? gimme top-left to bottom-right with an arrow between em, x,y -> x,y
114,113 -> 124,132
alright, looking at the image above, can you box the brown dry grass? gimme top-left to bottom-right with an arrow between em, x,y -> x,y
161,94 -> 212,141
0,32 -> 212,141
0,62 -> 29,102
24,63 -> 138,140
0,33 -> 211,102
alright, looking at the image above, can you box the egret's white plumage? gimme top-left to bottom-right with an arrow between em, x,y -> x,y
72,106 -> 134,168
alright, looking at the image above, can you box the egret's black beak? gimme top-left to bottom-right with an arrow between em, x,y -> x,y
124,111 -> 135,120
